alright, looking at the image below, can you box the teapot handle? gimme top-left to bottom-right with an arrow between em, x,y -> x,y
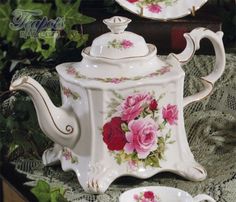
170,28 -> 225,107
193,194 -> 216,202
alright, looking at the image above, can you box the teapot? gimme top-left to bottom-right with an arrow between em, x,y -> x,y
10,16 -> 225,193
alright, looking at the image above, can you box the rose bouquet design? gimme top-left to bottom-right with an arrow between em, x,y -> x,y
62,148 -> 78,164
134,191 -> 161,202
102,91 -> 178,168
127,0 -> 178,14
108,39 -> 133,50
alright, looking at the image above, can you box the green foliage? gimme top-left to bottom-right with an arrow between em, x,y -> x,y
0,0 -> 95,59
0,2 -> 17,42
31,180 -> 68,202
67,30 -> 89,48
55,0 -> 95,32
22,31 -> 58,59
0,93 -> 53,160
0,70 -> 59,161
0,0 -> 95,163
17,0 -> 52,16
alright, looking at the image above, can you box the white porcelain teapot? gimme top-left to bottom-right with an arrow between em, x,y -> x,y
10,16 -> 225,193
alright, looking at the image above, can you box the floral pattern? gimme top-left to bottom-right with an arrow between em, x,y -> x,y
108,39 -> 133,49
65,66 -> 171,84
62,148 -> 79,164
127,0 -> 177,14
62,86 -> 81,100
134,191 -> 161,202
102,91 -> 178,168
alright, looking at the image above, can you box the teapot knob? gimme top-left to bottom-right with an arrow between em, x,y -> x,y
103,16 -> 131,34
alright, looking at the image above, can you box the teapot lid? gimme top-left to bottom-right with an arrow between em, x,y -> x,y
89,16 -> 149,59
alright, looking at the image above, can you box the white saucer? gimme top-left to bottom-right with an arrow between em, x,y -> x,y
119,186 -> 215,202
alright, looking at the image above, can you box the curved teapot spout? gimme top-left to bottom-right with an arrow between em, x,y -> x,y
10,76 -> 80,148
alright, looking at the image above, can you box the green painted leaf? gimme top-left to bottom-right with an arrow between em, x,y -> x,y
165,130 -> 171,140
168,140 -> 176,144
121,123 -> 129,132
112,91 -> 124,100
115,154 -> 122,164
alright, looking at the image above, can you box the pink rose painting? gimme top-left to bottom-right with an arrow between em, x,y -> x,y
119,92 -> 152,122
148,4 -> 162,13
124,118 -> 158,159
134,191 -> 161,202
121,39 -> 133,49
66,66 -> 76,75
162,104 -> 178,125
108,39 -> 133,50
126,0 -> 177,15
62,148 -> 78,164
127,0 -> 139,3
102,91 -> 178,168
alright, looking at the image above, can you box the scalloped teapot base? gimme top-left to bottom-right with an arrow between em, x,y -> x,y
42,144 -> 207,193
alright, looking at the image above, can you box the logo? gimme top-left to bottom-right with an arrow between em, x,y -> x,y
9,9 -> 65,38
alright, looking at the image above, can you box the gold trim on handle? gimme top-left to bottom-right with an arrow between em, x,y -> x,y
184,78 -> 214,107
171,34 -> 196,64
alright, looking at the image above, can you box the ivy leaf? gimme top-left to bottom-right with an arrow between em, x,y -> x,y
51,187 -> 66,196
32,180 -> 50,194
31,180 -> 51,202
37,31 -> 58,58
55,0 -> 95,32
7,143 -> 19,157
31,180 -> 68,202
67,30 -> 88,48
16,0 -> 51,17
0,141 -> 3,154
21,30 -> 58,59
0,50 -> 5,73
0,2 -> 18,43
50,190 -> 67,202
21,37 -> 37,52
6,117 -> 18,129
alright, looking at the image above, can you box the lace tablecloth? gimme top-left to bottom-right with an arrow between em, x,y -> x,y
13,54 -> 236,202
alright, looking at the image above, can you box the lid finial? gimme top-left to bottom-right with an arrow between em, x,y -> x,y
103,16 -> 131,34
